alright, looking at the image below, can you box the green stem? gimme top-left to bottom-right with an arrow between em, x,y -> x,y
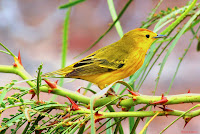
107,105 -> 124,134
166,25 -> 200,94
51,5 -> 71,101
75,0 -> 133,58
59,7 -> 71,87
161,0 -> 197,35
0,42 -> 16,57
107,0 -> 123,38
160,104 -> 200,134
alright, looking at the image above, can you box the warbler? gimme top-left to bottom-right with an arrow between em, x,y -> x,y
43,28 -> 166,89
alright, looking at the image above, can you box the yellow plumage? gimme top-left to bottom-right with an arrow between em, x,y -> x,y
43,28 -> 166,89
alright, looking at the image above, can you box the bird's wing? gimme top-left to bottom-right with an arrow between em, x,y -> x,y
65,56 -> 126,77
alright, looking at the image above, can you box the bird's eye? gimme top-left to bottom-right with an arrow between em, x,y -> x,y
146,34 -> 150,38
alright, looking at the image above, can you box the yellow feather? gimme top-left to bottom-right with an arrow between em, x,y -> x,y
43,28 -> 166,89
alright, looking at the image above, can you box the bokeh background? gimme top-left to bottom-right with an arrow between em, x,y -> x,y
0,0 -> 200,133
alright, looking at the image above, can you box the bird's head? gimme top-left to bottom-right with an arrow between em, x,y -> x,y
122,28 -> 166,51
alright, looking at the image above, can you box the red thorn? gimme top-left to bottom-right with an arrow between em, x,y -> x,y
187,89 -> 191,93
95,118 -> 104,123
95,111 -> 103,123
126,89 -> 140,96
18,51 -> 22,66
55,80 -> 59,84
87,105 -> 90,109
141,117 -> 144,121
29,89 -> 35,99
122,107 -> 126,111
48,89 -> 53,94
77,88 -> 81,93
13,63 -> 17,67
107,91 -> 115,96
150,94 -> 168,105
44,79 -> 57,89
31,94 -> 35,99
159,106 -> 173,112
66,96 -> 80,111
183,117 -> 192,128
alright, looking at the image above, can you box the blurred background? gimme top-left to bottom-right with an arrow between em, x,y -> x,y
0,0 -> 199,133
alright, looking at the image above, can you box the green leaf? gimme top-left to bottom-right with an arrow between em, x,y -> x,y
129,107 -> 135,132
107,0 -> 124,38
155,8 -> 200,91
2,118 -> 10,122
59,0 -> 85,9
8,99 -> 15,105
1,102 -> 6,108
19,97 -> 24,103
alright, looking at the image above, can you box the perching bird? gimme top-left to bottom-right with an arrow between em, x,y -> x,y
43,28 -> 166,89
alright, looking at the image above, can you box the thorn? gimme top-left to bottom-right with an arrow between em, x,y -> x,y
150,94 -> 168,105
141,117 -> 144,121
183,117 -> 192,128
159,106 -> 173,117
158,106 -> 173,112
44,79 -> 57,89
66,96 -> 80,111
106,89 -> 116,96
126,89 -> 140,96
77,87 -> 81,93
122,107 -> 127,111
87,105 -> 90,109
29,89 -> 35,99
94,111 -> 103,123
31,94 -> 35,99
13,51 -> 23,67
13,63 -> 17,67
18,51 -> 22,66
55,80 -> 59,84
48,89 -> 53,94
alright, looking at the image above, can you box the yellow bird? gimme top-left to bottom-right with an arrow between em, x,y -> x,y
43,28 -> 166,89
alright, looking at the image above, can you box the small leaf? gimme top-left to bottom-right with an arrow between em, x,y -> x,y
12,80 -> 18,83
1,102 -> 6,108
42,120 -> 46,123
18,109 -> 22,112
1,122 -> 7,127
167,8 -> 172,12
8,98 -> 15,105
19,97 -> 24,103
2,118 -> 10,122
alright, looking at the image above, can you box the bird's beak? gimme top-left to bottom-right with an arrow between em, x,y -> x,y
153,34 -> 167,38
